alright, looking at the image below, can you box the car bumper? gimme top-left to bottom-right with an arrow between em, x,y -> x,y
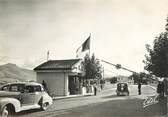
116,91 -> 129,96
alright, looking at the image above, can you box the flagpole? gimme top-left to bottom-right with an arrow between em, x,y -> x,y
89,33 -> 91,57
76,43 -> 82,58
47,50 -> 49,61
76,46 -> 80,58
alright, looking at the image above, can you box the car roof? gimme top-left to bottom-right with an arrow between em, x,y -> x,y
2,82 -> 42,87
117,82 -> 128,85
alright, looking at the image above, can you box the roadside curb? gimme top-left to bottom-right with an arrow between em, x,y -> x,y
52,87 -> 117,100
52,93 -> 94,100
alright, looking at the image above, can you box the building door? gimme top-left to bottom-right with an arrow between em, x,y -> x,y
68,76 -> 80,95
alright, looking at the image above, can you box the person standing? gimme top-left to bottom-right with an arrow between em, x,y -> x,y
94,85 -> 97,96
42,80 -> 47,90
138,82 -> 142,95
157,81 -> 165,97
42,80 -> 50,95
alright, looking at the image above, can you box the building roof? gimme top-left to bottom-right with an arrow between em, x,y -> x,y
34,59 -> 81,71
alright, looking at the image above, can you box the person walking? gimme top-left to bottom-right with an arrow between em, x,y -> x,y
138,82 -> 141,95
94,85 -> 97,96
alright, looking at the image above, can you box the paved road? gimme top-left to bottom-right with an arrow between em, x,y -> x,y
17,83 -> 167,117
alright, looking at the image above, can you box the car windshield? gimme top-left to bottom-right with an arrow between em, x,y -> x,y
117,83 -> 128,91
118,83 -> 127,86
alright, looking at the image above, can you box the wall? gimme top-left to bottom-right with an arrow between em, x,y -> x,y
36,72 -> 67,97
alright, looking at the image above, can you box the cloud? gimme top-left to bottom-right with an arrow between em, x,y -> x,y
22,57 -> 46,70
0,0 -> 168,75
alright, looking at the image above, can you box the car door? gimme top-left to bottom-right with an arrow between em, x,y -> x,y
20,85 -> 35,106
33,85 -> 42,105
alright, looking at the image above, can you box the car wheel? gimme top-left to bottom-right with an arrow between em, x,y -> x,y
1,106 -> 12,117
41,102 -> 49,111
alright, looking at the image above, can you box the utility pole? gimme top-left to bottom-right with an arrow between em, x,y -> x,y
103,67 -> 104,79
47,50 -> 49,61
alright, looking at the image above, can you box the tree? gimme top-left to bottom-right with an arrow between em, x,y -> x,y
129,72 -> 151,84
82,54 -> 103,80
129,73 -> 140,84
109,77 -> 117,84
143,16 -> 168,77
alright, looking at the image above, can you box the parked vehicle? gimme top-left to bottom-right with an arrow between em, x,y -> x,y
0,82 -> 53,117
116,82 -> 129,96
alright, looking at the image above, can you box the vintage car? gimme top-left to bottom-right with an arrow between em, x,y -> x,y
116,82 -> 129,96
0,82 -> 53,117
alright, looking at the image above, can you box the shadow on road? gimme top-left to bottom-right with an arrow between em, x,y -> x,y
15,109 -> 41,116
15,107 -> 79,117
101,95 -> 120,99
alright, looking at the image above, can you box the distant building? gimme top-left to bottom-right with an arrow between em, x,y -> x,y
34,59 -> 84,97
117,75 -> 134,84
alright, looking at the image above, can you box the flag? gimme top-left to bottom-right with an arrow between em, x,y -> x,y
82,35 -> 90,52
76,35 -> 91,58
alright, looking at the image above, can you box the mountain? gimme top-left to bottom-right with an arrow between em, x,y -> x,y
0,63 -> 36,83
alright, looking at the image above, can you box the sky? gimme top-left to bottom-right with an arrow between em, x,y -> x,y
0,0 -> 168,76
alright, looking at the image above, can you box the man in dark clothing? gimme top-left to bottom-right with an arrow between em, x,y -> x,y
94,85 -> 97,96
138,82 -> 141,95
157,81 -> 165,97
42,80 -> 47,90
42,80 -> 50,95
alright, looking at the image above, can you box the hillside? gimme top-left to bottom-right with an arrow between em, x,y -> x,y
0,63 -> 36,83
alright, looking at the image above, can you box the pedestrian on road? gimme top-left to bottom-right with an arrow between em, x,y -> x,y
94,85 -> 97,96
138,82 -> 141,95
157,81 -> 165,97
